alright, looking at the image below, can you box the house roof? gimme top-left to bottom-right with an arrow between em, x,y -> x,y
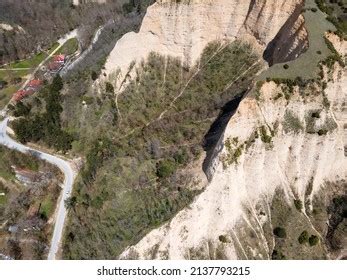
27,79 -> 42,88
48,61 -> 62,71
14,89 -> 34,101
53,54 -> 65,62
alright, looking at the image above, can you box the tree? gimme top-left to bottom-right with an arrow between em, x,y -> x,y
105,82 -> 114,93
51,75 -> 63,92
65,196 -> 77,210
13,101 -> 31,117
273,227 -> 287,238
294,199 -> 303,211
91,71 -> 98,81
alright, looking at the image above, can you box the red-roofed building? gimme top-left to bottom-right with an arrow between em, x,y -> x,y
14,89 -> 34,102
14,90 -> 26,102
27,79 -> 42,89
53,54 -> 65,64
48,61 -> 63,72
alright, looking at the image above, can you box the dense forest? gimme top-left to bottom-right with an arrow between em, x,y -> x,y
0,0 -> 152,64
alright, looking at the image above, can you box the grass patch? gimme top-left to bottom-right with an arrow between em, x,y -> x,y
283,110 -> 304,134
269,189 -> 327,259
259,0 -> 336,81
315,0 -> 347,39
2,52 -> 47,69
57,38 -> 79,56
0,84 -> 21,109
305,111 -> 338,135
48,42 -> 60,54
39,198 -> 54,220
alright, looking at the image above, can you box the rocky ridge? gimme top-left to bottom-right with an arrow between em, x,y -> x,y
120,35 -> 347,259
104,0 -> 305,89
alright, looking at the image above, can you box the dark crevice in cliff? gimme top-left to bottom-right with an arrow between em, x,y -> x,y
202,94 -> 245,180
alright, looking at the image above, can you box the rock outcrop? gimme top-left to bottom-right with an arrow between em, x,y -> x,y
99,0 -> 346,260
104,0 -> 305,88
120,37 -> 347,260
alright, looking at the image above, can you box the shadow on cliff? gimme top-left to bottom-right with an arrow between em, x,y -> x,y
202,94 -> 244,180
263,2 -> 307,66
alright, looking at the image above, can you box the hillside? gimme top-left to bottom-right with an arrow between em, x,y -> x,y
121,36 -> 347,259
0,0 -> 138,65
0,146 -> 63,259
0,0 -> 346,260
103,0 -> 305,89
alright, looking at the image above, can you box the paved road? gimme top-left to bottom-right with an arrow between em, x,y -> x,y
0,118 -> 76,260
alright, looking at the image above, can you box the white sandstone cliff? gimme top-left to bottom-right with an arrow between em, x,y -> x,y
119,36 -> 347,260
104,0 -> 305,88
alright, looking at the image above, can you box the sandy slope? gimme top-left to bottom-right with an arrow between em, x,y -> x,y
103,0 -> 304,89
120,38 -> 347,259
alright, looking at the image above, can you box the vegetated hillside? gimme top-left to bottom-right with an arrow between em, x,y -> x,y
60,41 -> 262,259
5,0 -> 346,260
0,0 -> 150,65
0,146 -> 63,260
315,0 -> 347,39
120,34 -> 347,260
59,0 -> 325,259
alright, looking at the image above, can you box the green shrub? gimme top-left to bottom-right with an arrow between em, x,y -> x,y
273,227 -> 287,238
91,71 -> 98,81
272,250 -> 286,260
219,235 -> 230,243
12,101 -> 31,117
298,230 -> 309,244
294,199 -> 303,211
260,126 -> 272,143
105,82 -> 114,93
174,149 -> 189,165
309,235 -> 319,246
156,159 -> 177,178
311,111 -> 320,118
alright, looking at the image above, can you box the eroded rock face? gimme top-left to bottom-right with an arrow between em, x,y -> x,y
104,0 -> 304,87
263,14 -> 309,65
119,39 -> 347,259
